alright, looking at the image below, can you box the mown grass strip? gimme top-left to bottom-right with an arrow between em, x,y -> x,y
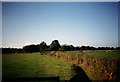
85,52 -> 120,58
2,53 -> 73,80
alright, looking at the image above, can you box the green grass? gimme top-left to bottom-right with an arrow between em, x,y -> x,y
2,53 -> 73,80
85,52 -> 120,58
3,51 -> 120,81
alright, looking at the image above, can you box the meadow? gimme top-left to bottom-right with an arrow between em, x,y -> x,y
2,53 -> 73,80
2,51 -> 120,81
85,51 -> 120,58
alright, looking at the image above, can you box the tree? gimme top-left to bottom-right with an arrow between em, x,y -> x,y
75,46 -> 81,50
59,44 -> 75,51
23,44 -> 39,53
2,48 -> 23,54
39,41 -> 48,53
69,45 -> 75,51
49,40 -> 61,51
81,46 -> 86,50
59,44 -> 68,51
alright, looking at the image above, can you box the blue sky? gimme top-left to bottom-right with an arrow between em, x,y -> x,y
2,2 -> 118,48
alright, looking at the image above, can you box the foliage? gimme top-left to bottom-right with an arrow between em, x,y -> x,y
2,40 -> 119,54
59,44 -> 75,51
49,40 -> 61,51
2,48 -> 23,54
23,44 -> 39,53
39,41 -> 48,53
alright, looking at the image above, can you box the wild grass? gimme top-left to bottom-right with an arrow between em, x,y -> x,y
3,51 -> 120,81
2,53 -> 73,80
85,52 -> 120,58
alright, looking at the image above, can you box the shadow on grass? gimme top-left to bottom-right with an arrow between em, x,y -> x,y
69,64 -> 91,82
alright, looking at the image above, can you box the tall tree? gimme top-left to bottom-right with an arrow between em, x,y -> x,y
39,41 -> 48,53
49,40 -> 61,51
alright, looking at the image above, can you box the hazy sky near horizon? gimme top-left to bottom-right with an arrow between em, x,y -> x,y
2,2 -> 118,48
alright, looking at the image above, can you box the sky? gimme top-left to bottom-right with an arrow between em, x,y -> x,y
2,2 -> 119,48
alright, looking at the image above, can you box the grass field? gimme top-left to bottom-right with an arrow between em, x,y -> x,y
2,53 -> 73,80
85,52 -> 120,58
2,51 -> 120,81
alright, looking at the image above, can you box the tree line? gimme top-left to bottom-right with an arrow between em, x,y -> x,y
1,40 -> 120,54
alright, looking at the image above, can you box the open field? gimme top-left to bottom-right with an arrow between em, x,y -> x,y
2,51 -> 120,81
2,53 -> 73,80
85,52 -> 120,58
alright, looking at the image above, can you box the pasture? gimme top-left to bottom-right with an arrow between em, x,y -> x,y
2,51 -> 120,81
85,51 -> 120,58
2,53 -> 73,80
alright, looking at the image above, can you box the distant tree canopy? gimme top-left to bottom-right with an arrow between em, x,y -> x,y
39,41 -> 48,53
23,44 -> 39,53
49,40 -> 61,51
2,40 -> 120,54
81,46 -> 95,50
2,48 -> 23,54
59,44 -> 75,51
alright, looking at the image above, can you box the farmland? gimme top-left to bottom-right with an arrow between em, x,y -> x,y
85,51 -> 120,58
2,51 -> 120,81
2,53 -> 73,80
